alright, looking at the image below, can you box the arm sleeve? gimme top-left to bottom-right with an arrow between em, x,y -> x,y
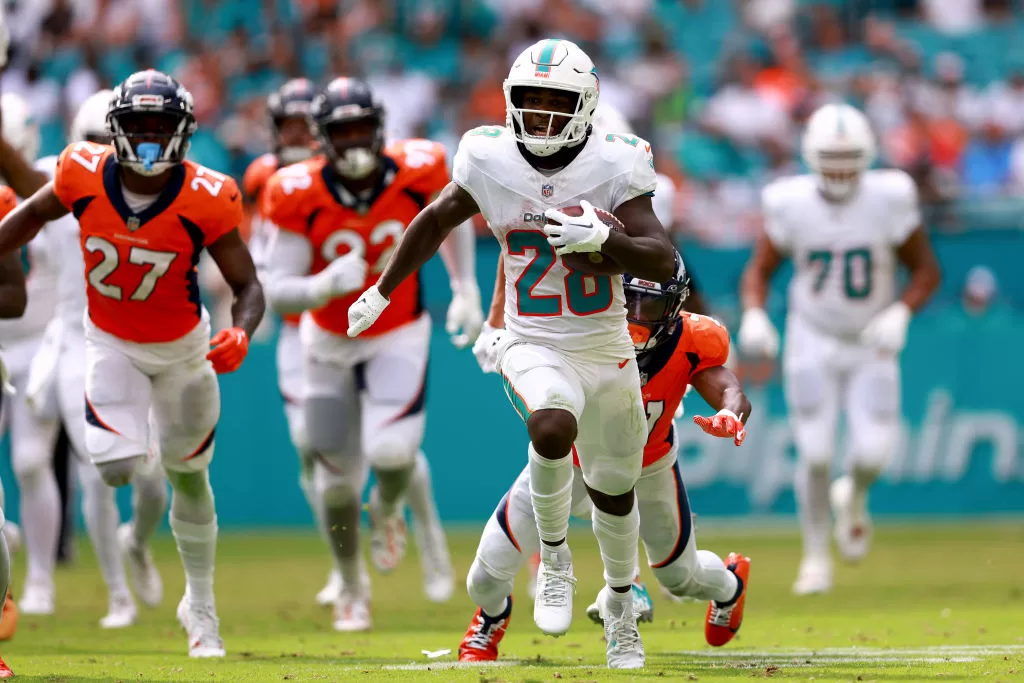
261,226 -> 326,314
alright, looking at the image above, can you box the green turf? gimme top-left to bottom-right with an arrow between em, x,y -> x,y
2,522 -> 1023,681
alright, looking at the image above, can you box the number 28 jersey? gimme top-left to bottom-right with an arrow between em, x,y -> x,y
452,126 -> 658,358
53,143 -> 242,344
262,140 -> 449,337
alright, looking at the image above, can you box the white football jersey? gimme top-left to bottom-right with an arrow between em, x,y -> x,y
0,159 -> 60,342
763,169 -> 920,337
36,155 -> 87,333
453,125 -> 658,357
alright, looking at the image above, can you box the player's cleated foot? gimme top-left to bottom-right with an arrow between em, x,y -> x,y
597,586 -> 645,669
533,544 -> 576,636
0,593 -> 18,641
0,653 -> 12,679
176,595 -> 225,658
332,586 -> 371,632
413,514 -> 455,603
792,553 -> 832,595
830,475 -> 873,563
368,487 -> 407,574
705,553 -> 750,647
587,578 -> 654,625
458,596 -> 512,662
18,583 -> 54,615
118,523 -> 162,608
526,551 -> 540,600
316,569 -> 342,606
1,523 -> 21,557
99,592 -> 137,629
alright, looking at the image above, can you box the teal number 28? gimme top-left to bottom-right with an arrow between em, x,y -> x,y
506,231 -> 612,316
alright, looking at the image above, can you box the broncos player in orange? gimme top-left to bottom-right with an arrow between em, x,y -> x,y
459,251 -> 752,662
0,70 -> 265,658
261,77 -> 481,631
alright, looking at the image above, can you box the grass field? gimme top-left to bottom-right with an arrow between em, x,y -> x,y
2,521 -> 1022,681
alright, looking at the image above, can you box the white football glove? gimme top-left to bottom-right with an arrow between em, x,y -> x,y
311,251 -> 368,302
860,301 -> 911,354
346,285 -> 390,337
738,307 -> 780,358
543,199 -> 610,255
471,323 -> 506,374
446,282 -> 484,349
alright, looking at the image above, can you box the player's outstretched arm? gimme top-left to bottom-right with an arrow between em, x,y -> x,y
737,231 -> 784,358
206,229 -> 266,340
604,194 -> 675,281
690,365 -> 751,447
0,182 -> 69,256
471,254 -> 507,375
0,136 -> 49,199
895,227 -> 941,312
0,251 -> 26,319
439,221 -> 484,348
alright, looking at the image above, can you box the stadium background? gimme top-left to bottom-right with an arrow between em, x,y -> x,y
0,0 -> 1021,527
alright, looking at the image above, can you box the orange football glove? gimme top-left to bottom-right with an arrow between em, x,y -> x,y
693,409 -> 746,446
206,327 -> 249,374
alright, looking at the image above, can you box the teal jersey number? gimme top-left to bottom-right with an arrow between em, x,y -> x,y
807,247 -> 873,299
506,230 -> 613,317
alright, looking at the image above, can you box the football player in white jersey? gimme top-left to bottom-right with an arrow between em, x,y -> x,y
0,91 -> 63,615
737,103 -> 941,594
0,91 -> 168,626
348,38 -> 676,669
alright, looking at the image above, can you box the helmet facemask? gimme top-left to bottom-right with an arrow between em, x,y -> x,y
318,115 -> 383,180
109,110 -> 194,177
810,149 -> 869,200
274,114 -> 316,165
505,84 -> 594,157
624,280 -> 688,353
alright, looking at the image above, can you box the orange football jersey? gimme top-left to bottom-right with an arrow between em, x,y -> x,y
243,152 -> 301,327
572,313 -> 730,470
262,139 -> 449,337
0,186 -> 15,220
52,142 -> 243,344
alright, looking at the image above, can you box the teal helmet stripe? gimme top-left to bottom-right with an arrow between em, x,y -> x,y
535,39 -> 560,73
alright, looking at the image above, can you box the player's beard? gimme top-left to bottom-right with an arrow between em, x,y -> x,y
335,147 -> 377,179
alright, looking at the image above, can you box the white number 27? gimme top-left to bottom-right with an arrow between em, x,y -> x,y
85,236 -> 177,301
190,166 -> 226,196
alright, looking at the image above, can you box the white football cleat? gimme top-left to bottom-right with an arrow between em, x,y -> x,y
368,487 -> 407,574
176,594 -> 225,658
596,586 -> 645,669
332,587 -> 371,632
1,523 -> 21,556
18,583 -> 54,615
413,514 -> 455,603
792,554 -> 832,595
830,475 -> 873,563
587,579 -> 654,625
533,544 -> 576,636
99,593 -> 137,629
118,523 -> 162,608
315,570 -> 342,607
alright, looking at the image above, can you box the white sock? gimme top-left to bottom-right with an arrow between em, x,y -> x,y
19,467 -> 60,589
373,464 -> 414,518
169,516 -> 217,606
592,502 -> 640,589
527,444 -> 572,546
79,464 -> 130,597
851,464 -> 881,512
131,464 -> 168,547
0,527 -> 9,600
467,561 -> 512,618
665,548 -> 738,603
795,462 -> 830,557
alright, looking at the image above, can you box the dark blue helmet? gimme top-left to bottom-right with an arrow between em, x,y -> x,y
107,70 -> 196,176
623,250 -> 689,352
310,77 -> 385,179
267,78 -> 316,164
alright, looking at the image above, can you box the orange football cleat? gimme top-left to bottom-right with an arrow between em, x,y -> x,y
458,597 -> 512,662
705,553 -> 750,647
0,652 -> 11,678
0,592 -> 17,641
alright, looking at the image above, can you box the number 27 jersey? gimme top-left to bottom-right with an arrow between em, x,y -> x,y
53,142 -> 242,344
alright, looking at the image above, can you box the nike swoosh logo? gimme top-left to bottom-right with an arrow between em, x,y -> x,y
618,358 -> 631,369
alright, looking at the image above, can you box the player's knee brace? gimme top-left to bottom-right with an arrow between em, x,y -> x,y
95,455 -> 143,489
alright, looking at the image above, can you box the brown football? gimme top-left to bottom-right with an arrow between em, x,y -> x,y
547,205 -> 627,275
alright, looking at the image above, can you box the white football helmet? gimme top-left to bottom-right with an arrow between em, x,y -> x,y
70,89 -> 114,144
503,38 -> 600,157
801,103 -> 876,201
1,92 -> 41,162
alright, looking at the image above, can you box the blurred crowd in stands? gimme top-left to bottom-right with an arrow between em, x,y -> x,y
3,0 -> 1023,248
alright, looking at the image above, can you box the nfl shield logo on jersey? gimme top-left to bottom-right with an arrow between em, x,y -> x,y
541,183 -> 554,198
126,216 -> 141,232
